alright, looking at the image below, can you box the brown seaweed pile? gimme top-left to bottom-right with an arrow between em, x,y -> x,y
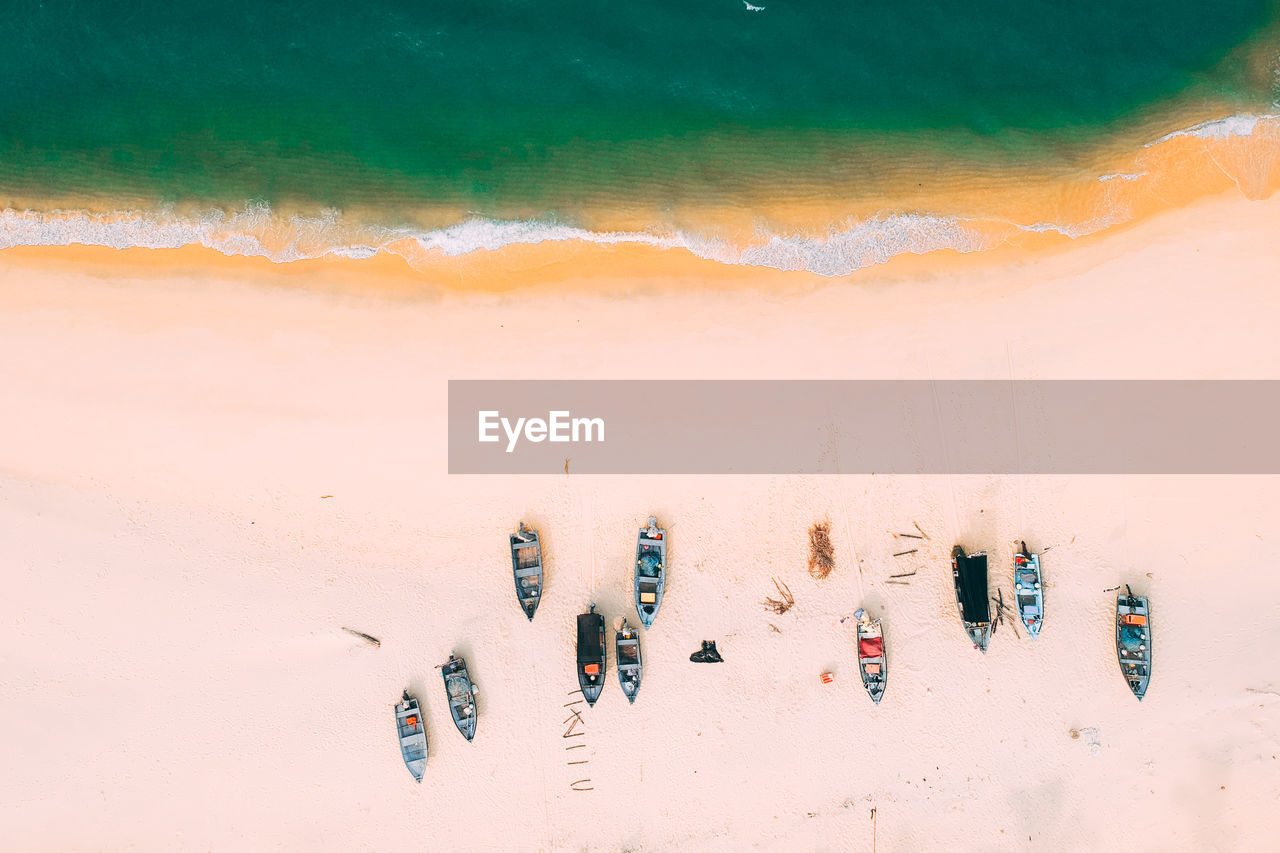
762,577 -> 795,614
808,521 -> 835,580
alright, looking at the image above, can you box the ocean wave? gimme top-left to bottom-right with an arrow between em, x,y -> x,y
0,204 -> 990,277
1144,113 -> 1279,147
1014,215 -> 1119,240
1,112 -> 1277,278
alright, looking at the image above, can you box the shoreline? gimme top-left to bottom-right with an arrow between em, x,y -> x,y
0,185 -> 1268,300
2,110 -> 1277,284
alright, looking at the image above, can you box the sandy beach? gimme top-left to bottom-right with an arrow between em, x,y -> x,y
3,190 -> 1280,851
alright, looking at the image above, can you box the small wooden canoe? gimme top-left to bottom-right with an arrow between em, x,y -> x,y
616,618 -> 642,704
441,654 -> 478,741
395,691 -> 428,782
510,522 -> 543,621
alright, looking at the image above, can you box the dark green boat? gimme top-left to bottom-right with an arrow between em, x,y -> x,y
1116,586 -> 1152,700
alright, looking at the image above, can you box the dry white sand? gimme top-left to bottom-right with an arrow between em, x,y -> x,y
2,193 -> 1280,851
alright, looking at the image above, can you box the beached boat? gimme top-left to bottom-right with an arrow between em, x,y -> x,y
635,516 -> 667,628
951,546 -> 993,652
1116,585 -> 1152,700
510,522 -> 543,621
394,691 -> 428,782
1014,542 -> 1044,638
855,609 -> 887,704
441,654 -> 478,741
576,605 -> 607,706
616,618 -> 642,704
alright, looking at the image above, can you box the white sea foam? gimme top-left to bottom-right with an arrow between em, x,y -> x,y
1015,217 -> 1117,240
1098,171 -> 1147,182
412,219 -> 685,256
731,215 -> 988,275
1144,113 -> 1280,147
0,205 -> 991,277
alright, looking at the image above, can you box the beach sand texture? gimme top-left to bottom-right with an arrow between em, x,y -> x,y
2,191 -> 1280,850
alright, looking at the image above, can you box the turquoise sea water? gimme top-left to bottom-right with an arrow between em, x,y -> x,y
1,0 -> 1274,213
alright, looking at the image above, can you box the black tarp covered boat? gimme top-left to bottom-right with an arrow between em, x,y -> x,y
951,546 -> 993,653
576,605 -> 607,706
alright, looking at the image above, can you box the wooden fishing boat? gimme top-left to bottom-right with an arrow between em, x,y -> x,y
1014,541 -> 1044,638
441,653 -> 478,741
616,618 -> 642,704
510,522 -> 543,621
635,516 -> 667,628
576,605 -> 607,706
394,691 -> 428,782
1116,585 -> 1152,700
855,609 -> 887,704
951,546 -> 993,653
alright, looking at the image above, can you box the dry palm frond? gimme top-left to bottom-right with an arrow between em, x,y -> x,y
762,577 -> 795,614
808,521 -> 835,580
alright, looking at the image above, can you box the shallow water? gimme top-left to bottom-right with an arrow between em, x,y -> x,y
1,2 -> 1277,274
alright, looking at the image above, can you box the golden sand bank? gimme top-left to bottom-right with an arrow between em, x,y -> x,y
1,187 -> 1279,850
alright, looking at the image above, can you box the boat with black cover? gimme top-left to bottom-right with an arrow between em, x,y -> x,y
576,604 -> 607,706
951,546 -> 993,652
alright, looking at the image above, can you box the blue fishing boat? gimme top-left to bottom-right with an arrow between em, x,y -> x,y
1116,586 -> 1152,700
510,522 -> 543,621
394,691 -> 428,782
1014,542 -> 1044,638
441,654 -> 478,741
635,517 -> 667,628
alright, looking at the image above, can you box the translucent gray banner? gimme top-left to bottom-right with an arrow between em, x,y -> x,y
448,380 -> 1280,474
